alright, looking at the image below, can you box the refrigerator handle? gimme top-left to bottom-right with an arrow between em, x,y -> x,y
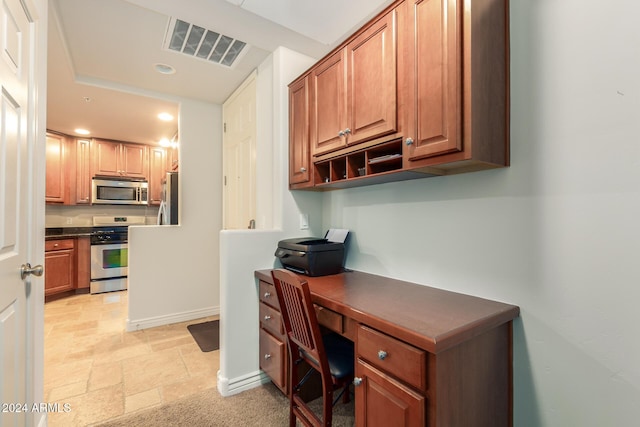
157,200 -> 165,225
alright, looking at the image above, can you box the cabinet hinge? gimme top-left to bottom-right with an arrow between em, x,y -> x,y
224,122 -> 227,133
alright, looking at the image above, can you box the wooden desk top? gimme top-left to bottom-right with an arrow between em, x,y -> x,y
255,269 -> 519,354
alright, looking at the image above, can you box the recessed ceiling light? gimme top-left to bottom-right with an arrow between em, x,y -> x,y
158,112 -> 174,121
154,63 -> 176,75
75,128 -> 90,135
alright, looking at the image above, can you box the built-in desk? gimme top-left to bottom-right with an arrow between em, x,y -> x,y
255,269 -> 519,427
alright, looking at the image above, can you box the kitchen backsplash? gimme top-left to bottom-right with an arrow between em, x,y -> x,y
46,204 -> 159,227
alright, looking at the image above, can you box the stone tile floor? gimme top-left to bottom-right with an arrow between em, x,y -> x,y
44,291 -> 219,426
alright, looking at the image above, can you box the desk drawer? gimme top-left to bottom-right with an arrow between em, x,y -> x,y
357,325 -> 427,392
315,305 -> 343,334
260,302 -> 284,339
45,239 -> 74,251
259,328 -> 286,391
259,280 -> 280,310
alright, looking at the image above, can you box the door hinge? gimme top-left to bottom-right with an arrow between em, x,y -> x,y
223,122 -> 227,133
224,176 -> 227,185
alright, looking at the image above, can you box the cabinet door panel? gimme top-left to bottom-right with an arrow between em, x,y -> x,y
289,77 -> 311,186
92,139 -> 120,176
356,360 -> 425,427
44,249 -> 75,296
149,147 -> 166,205
75,138 -> 91,204
311,50 -> 347,156
45,134 -> 66,203
347,9 -> 397,145
408,0 -> 461,160
121,143 -> 148,178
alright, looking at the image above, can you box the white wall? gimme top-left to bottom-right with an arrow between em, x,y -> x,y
128,99 -> 221,329
217,47 -> 322,396
319,0 -> 640,425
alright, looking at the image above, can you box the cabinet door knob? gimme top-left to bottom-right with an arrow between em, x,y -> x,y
405,137 -> 414,146
300,167 -> 307,172
353,377 -> 363,386
344,128 -> 351,135
338,130 -> 345,137
264,353 -> 271,360
264,315 -> 271,321
378,350 -> 388,360
264,292 -> 271,298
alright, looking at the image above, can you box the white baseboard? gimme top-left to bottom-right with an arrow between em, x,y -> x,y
216,369 -> 271,397
126,306 -> 219,331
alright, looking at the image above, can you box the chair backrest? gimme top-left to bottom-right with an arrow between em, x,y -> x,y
271,269 -> 330,374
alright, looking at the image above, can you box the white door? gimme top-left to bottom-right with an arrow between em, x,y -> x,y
222,71 -> 256,229
1,0 -> 41,425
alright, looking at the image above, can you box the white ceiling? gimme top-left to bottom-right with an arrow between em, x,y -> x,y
47,0 -> 392,145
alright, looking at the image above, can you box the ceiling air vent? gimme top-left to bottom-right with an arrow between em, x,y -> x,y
164,18 -> 247,68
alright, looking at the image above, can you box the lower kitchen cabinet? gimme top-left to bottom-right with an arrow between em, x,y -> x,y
44,239 -> 76,296
76,236 -> 91,290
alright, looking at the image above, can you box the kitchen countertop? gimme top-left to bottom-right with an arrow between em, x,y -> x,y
45,226 -> 118,239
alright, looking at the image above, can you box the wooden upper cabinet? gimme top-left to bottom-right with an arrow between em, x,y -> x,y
311,8 -> 398,158
167,146 -> 179,171
149,146 -> 167,205
91,139 -> 149,179
121,143 -> 148,178
75,138 -> 91,204
289,76 -> 312,187
92,139 -> 120,176
310,49 -> 347,156
46,133 -> 69,204
346,9 -> 397,147
405,0 -> 461,162
405,0 -> 509,170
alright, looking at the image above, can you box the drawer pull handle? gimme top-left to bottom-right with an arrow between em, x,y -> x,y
353,377 -> 363,386
264,292 -> 271,298
264,353 -> 271,360
264,315 -> 271,321
378,350 -> 388,360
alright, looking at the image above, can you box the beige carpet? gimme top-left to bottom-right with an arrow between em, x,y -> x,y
92,382 -> 354,427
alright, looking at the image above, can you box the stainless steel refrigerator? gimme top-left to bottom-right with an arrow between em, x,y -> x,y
157,172 -> 178,225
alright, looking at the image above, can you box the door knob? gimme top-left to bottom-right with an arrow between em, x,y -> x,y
20,263 -> 43,280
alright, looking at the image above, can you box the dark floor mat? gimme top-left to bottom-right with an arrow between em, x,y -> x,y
187,320 -> 219,352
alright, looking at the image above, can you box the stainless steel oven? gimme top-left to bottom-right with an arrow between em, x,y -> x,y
90,228 -> 128,294
89,216 -> 145,294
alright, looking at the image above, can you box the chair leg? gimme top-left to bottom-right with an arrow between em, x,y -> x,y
289,404 -> 296,427
342,382 -> 351,404
323,389 -> 333,427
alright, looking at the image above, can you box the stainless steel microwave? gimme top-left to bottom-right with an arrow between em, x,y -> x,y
92,177 -> 149,205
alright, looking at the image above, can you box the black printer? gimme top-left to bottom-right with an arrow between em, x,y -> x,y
275,235 -> 347,277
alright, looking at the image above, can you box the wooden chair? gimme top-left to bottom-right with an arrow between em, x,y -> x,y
271,269 -> 354,427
